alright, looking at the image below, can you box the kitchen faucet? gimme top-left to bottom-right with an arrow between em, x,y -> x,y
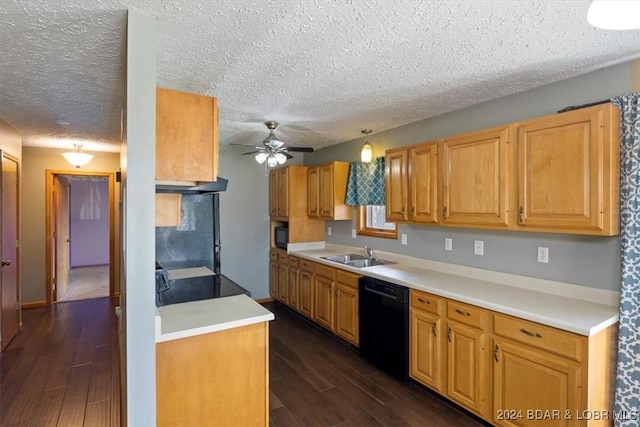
364,246 -> 374,259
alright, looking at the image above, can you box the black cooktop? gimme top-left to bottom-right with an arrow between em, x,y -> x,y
156,273 -> 250,307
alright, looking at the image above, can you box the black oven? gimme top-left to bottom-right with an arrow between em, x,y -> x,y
274,226 -> 289,249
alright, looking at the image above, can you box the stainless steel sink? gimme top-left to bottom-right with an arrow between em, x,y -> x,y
345,258 -> 395,268
321,253 -> 368,263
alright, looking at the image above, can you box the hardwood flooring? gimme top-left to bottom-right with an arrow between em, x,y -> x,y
267,301 -> 488,427
1,297 -> 120,427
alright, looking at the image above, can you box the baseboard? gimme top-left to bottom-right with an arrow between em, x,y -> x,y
255,297 -> 274,304
22,301 -> 47,309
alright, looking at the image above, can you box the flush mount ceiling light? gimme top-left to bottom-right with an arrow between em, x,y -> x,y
360,129 -> 373,162
62,144 -> 94,168
587,0 -> 640,30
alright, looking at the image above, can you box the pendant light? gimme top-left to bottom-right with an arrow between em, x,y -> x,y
360,129 -> 373,162
62,144 -> 94,168
587,0 -> 640,30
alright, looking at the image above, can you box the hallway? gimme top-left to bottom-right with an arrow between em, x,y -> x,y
0,298 -> 120,426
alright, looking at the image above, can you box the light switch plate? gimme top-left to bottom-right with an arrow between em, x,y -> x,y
474,240 -> 484,256
327,227 -> 332,236
538,246 -> 549,263
351,229 -> 356,239
401,234 -> 408,245
445,238 -> 453,251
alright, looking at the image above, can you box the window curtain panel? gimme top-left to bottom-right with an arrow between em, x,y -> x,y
345,156 -> 385,206
612,92 -> 640,427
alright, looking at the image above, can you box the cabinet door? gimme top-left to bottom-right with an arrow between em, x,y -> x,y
288,266 -> 299,310
334,282 -> 359,346
447,321 -> 489,417
385,148 -> 408,221
307,167 -> 319,217
441,126 -> 510,227
410,308 -> 444,392
156,87 -> 218,182
516,105 -> 616,234
269,260 -> 278,299
277,168 -> 289,218
277,261 -> 288,304
493,338 -> 581,427
313,275 -> 334,330
269,169 -> 279,217
155,193 -> 182,227
298,270 -> 314,318
318,163 -> 335,218
409,143 -> 438,224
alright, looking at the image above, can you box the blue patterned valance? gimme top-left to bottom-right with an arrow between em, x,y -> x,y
345,156 -> 385,206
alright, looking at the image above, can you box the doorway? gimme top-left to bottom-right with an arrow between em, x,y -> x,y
45,170 -> 116,304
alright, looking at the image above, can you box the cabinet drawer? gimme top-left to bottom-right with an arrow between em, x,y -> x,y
410,290 -> 443,315
288,256 -> 299,268
269,250 -> 279,262
299,259 -> 314,273
447,300 -> 487,329
278,252 -> 288,263
493,313 -> 584,362
336,270 -> 360,288
315,263 -> 336,279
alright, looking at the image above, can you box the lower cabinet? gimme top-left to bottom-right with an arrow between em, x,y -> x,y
410,290 -> 445,392
334,270 -> 360,346
298,259 -> 314,318
288,256 -> 299,310
314,263 -> 336,330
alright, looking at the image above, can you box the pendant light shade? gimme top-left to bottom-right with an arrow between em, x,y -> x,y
587,0 -> 640,30
62,144 -> 94,168
360,130 -> 373,163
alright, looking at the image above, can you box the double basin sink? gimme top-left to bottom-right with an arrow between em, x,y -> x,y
320,253 -> 396,269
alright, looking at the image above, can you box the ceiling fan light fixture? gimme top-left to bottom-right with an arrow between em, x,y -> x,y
360,130 -> 373,163
255,152 -> 268,164
587,0 -> 640,30
275,152 -> 287,165
62,144 -> 94,168
267,154 -> 279,168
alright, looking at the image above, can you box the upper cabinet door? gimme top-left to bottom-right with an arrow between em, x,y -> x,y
277,168 -> 289,218
269,169 -> 279,217
440,126 -> 511,228
385,148 -> 408,222
156,87 -> 219,182
307,166 -> 319,217
409,143 -> 438,224
516,104 -> 620,235
318,163 -> 335,218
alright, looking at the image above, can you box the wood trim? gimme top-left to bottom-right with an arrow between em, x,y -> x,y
356,206 -> 398,239
255,297 -> 274,304
45,170 -> 116,305
21,301 -> 48,309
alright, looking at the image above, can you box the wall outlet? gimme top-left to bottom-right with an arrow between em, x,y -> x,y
401,234 -> 408,245
327,227 -> 332,236
444,238 -> 453,251
538,246 -> 549,263
474,240 -> 484,256
351,229 -> 356,239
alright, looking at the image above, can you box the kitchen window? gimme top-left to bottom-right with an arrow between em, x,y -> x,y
357,205 -> 397,239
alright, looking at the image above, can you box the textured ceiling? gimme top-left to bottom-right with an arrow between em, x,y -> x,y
1,0 -> 639,154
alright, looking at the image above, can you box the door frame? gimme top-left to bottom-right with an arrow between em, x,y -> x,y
45,169 -> 116,305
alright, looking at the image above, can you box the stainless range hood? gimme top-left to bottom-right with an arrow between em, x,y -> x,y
156,177 -> 228,193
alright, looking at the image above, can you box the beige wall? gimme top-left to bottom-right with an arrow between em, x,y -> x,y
0,118 -> 22,160
21,146 -> 121,304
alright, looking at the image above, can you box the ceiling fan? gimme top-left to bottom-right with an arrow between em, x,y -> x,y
239,121 -> 314,167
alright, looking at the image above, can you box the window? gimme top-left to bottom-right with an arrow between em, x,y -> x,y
357,205 -> 397,239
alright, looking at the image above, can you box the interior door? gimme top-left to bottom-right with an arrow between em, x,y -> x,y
1,154 -> 19,350
54,175 -> 70,300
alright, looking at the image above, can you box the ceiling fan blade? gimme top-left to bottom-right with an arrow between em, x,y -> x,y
241,150 -> 263,155
285,147 -> 314,153
283,152 -> 294,159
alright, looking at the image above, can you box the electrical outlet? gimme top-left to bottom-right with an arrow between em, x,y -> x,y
444,238 -> 453,251
538,246 -> 549,263
327,227 -> 332,236
401,234 -> 408,245
474,240 -> 484,256
351,229 -> 356,239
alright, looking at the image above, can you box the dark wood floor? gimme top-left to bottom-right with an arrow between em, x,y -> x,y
1,297 -> 120,427
266,301 -> 487,427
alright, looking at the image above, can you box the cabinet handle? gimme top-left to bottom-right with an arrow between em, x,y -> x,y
520,328 -> 542,338
455,308 -> 471,316
447,326 -> 452,342
518,206 -> 524,224
432,321 -> 437,337
442,206 -> 448,221
418,298 -> 431,304
494,344 -> 500,362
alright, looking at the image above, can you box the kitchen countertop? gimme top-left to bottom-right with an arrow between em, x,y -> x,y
287,243 -> 619,336
155,294 -> 274,343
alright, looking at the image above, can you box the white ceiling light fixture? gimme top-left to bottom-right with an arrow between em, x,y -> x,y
360,130 -> 373,162
62,144 -> 94,168
587,0 -> 640,30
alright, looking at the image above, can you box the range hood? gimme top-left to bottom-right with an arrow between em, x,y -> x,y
156,177 -> 228,193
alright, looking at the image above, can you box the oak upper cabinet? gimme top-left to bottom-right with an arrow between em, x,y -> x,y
269,168 -> 289,219
515,103 -> 620,236
156,87 -> 219,182
440,125 -> 512,228
385,148 -> 409,222
298,259 -> 315,319
410,290 -> 445,392
334,270 -> 360,346
155,193 -> 182,227
307,161 -> 352,220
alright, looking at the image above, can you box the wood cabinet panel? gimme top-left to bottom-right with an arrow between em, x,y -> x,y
314,275 -> 334,330
308,162 -> 352,220
277,262 -> 288,304
409,143 -> 439,223
385,148 -> 409,222
447,300 -> 488,330
334,281 -> 359,345
298,268 -> 314,318
307,167 -> 319,217
155,193 -> 182,227
410,289 -> 443,315
288,263 -> 299,310
410,307 -> 444,392
156,87 -> 218,182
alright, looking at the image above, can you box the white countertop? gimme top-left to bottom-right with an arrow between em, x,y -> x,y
155,294 -> 274,343
287,243 -> 619,336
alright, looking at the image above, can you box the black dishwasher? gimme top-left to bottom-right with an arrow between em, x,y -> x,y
359,276 -> 409,381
